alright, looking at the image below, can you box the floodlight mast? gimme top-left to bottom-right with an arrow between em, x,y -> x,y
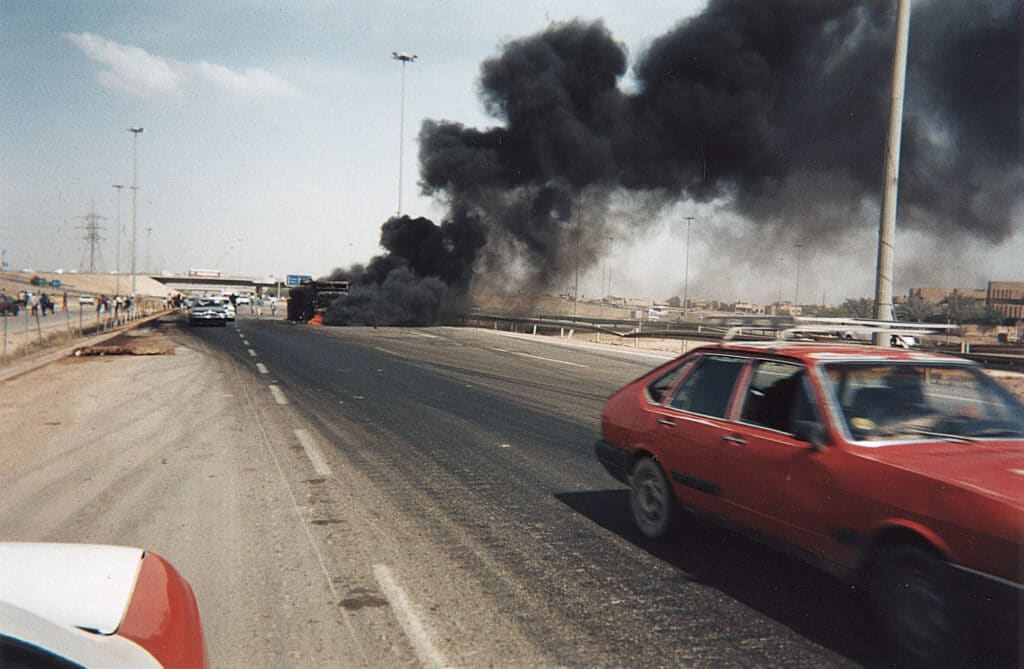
112,184 -> 124,295
127,126 -> 144,299
391,52 -> 417,216
873,0 -> 910,340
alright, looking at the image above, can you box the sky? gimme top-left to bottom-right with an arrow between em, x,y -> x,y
1,1 -> 1021,306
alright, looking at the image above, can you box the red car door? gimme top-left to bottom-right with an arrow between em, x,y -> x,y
721,359 -> 836,556
651,354 -> 748,512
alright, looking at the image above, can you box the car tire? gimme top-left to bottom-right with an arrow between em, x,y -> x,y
629,457 -> 675,540
869,543 -> 965,668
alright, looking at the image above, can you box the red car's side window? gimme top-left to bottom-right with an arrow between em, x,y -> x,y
666,355 -> 746,418
738,360 -> 817,433
646,357 -> 697,404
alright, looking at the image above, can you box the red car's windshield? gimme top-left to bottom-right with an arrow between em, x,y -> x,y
822,362 -> 1024,443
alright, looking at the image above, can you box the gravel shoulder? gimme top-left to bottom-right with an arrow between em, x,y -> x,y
0,322 -> 370,667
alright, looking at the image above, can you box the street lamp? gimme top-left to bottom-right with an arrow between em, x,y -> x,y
391,51 -> 417,216
573,192 -> 582,318
606,235 -> 614,298
127,126 -> 143,298
682,216 -> 694,318
112,184 -> 124,295
794,242 -> 804,310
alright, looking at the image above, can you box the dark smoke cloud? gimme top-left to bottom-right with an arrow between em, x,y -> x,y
322,212 -> 485,325
325,0 -> 1020,324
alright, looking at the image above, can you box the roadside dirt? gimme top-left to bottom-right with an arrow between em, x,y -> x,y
72,327 -> 175,356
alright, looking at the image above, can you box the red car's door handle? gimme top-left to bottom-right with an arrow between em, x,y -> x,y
723,434 -> 746,445
657,418 -> 676,427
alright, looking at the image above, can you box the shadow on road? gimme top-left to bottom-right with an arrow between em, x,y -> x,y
555,489 -> 1019,669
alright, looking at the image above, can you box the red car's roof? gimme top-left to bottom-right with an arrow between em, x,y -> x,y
696,340 -> 973,365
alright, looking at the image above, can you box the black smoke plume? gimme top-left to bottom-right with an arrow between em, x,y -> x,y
323,0 -> 1020,324
320,212 -> 485,325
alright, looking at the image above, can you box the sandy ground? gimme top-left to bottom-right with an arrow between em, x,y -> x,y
0,326 -> 387,666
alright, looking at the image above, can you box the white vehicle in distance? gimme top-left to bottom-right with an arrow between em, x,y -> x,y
648,305 -> 670,321
187,298 -> 228,327
218,299 -> 235,321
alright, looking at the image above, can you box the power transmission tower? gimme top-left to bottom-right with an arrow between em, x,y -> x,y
78,202 -> 106,273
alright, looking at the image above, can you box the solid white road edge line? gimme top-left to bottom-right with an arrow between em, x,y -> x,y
511,351 -> 588,368
372,564 -> 447,669
268,384 -> 288,404
256,362 -> 269,374
294,428 -> 331,477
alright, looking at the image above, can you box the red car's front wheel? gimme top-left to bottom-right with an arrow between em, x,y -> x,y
870,543 -> 965,668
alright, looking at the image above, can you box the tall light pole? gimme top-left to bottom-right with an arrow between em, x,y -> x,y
873,0 -> 911,331
573,192 -> 582,318
112,184 -> 124,295
794,242 -> 804,309
682,216 -> 694,318
606,235 -> 614,297
127,126 -> 143,297
391,51 -> 417,216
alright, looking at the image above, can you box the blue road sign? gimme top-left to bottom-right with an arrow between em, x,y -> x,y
286,274 -> 313,286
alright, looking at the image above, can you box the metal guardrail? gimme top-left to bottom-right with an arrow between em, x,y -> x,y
461,313 -> 1024,372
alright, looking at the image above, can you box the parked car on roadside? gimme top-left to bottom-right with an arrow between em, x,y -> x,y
0,542 -> 208,668
0,292 -> 19,315
595,341 -> 1023,667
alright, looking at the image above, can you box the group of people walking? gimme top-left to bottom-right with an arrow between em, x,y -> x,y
15,290 -> 65,317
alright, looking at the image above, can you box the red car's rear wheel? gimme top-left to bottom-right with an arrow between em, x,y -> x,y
629,457 -> 674,540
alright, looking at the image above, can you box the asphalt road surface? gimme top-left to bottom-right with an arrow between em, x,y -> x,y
1,312 -> 938,667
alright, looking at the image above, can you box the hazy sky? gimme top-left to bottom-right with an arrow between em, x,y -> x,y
2,1 -> 1020,305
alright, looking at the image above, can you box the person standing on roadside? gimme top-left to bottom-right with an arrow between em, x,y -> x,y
61,291 -> 68,311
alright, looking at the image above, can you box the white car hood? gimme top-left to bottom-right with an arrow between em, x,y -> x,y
0,543 -> 143,634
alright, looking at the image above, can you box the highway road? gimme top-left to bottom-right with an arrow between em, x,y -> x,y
1,312 -> 911,667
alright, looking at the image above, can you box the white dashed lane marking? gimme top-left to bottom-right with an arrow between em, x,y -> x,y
268,385 -> 288,405
372,565 -> 447,669
256,362 -> 269,374
294,429 -> 331,476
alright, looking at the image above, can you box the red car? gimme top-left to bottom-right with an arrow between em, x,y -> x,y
0,543 -> 208,668
595,341 -> 1024,666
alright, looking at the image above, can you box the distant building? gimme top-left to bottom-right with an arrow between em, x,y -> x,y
987,281 -> 1024,321
768,301 -> 801,316
731,302 -> 765,315
908,287 -> 986,303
